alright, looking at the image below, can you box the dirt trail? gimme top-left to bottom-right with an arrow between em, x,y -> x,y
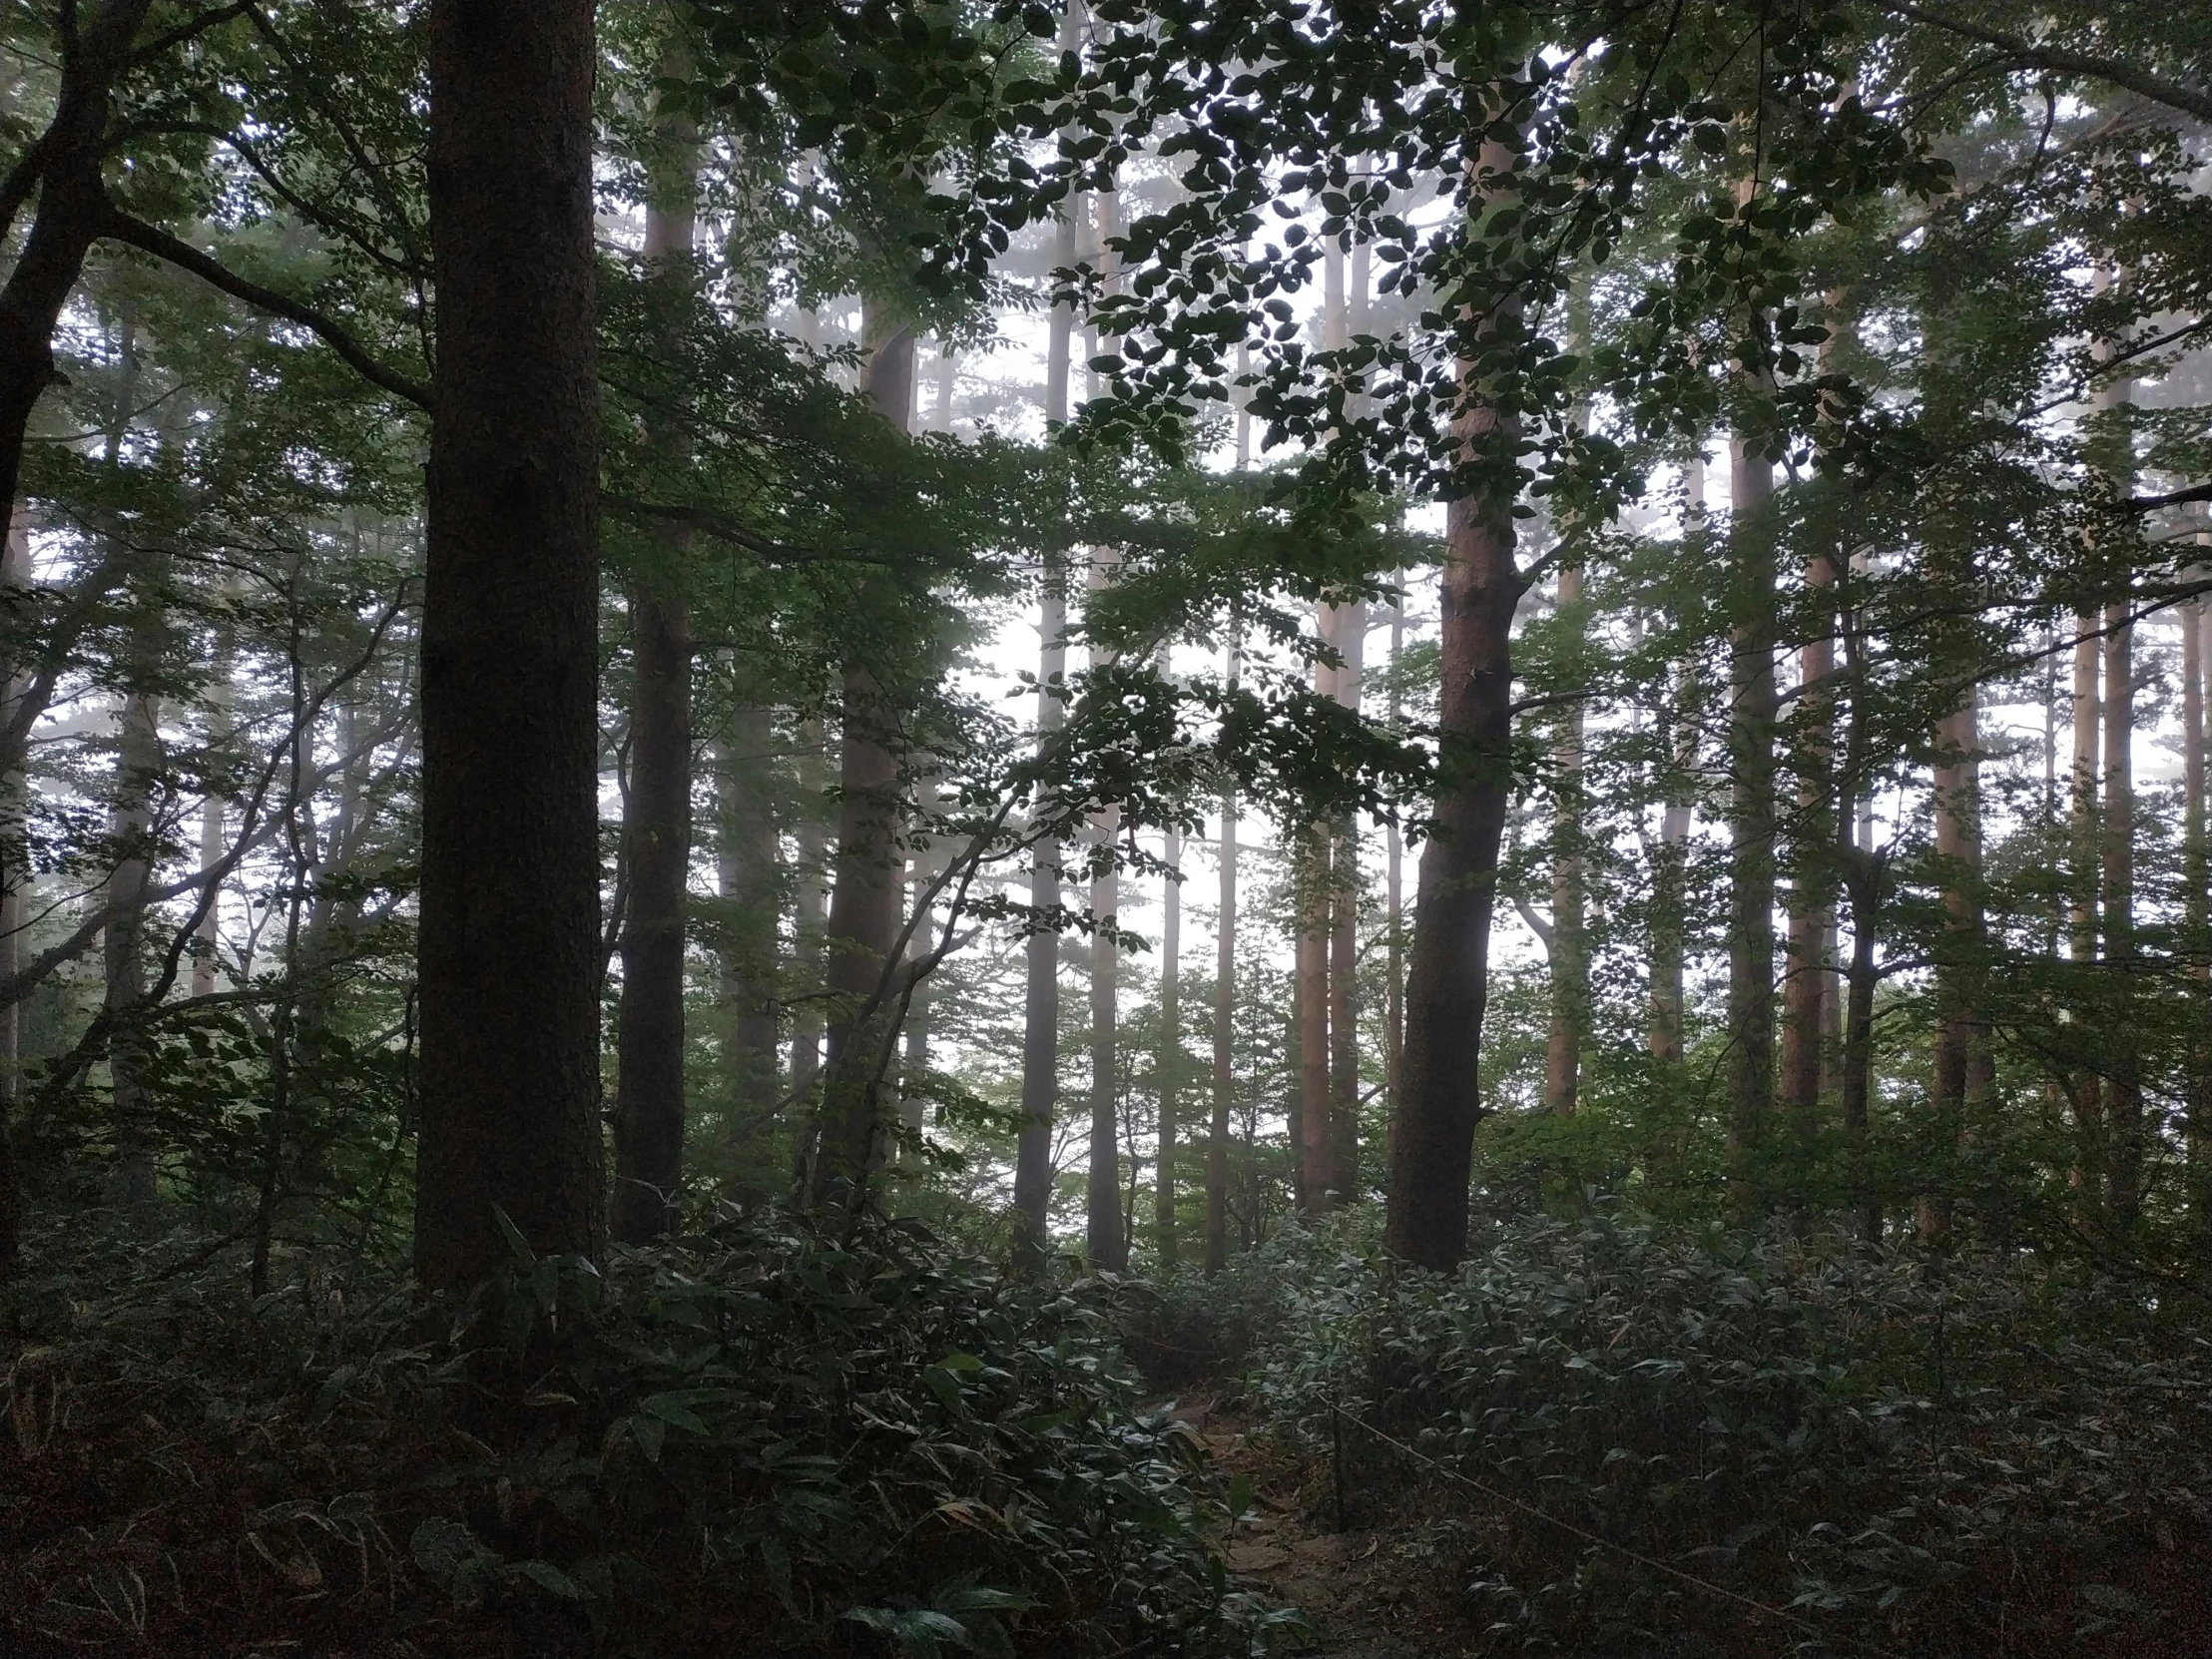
1169,1396 -> 1486,1658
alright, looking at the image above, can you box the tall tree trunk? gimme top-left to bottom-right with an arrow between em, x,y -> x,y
103,625 -> 162,1215
811,320 -> 914,1205
1651,455 -> 1703,1065
1782,556 -> 1837,1130
716,706 -> 782,1127
1726,404 -> 1778,1207
193,592 -> 239,1000
1384,157 -> 1521,1270
1545,563 -> 1584,1118
1297,604 -> 1334,1212
1085,549 -> 1126,1269
2100,594 -> 2140,1226
1329,603 -> 1365,1196
2067,607 -> 2103,1207
1383,588 -> 1404,1121
412,0 -> 605,1293
790,718 -> 830,1100
2182,558 -> 2208,1224
611,117 -> 701,1244
1205,639 -> 1239,1274
1013,557 -> 1067,1269
1156,808 -> 1182,1262
0,514 -> 23,1270
1923,683 -> 1985,1246
1015,142 -> 1083,1264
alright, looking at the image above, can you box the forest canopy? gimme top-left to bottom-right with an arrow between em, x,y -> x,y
2,1 -> 2210,1654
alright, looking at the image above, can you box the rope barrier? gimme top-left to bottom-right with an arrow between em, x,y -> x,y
1322,1395 -> 1891,1654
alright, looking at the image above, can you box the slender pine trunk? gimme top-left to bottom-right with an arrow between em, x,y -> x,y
1329,602 -> 1364,1197
1204,640 -> 1239,1274
1157,809 -> 1182,1261
1726,408 -> 1778,1209
1084,548 -> 1126,1270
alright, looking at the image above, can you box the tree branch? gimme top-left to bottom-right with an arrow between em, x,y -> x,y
98,207 -> 433,410
1880,2 -> 2212,124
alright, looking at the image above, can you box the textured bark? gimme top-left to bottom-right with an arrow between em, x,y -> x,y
1544,567 -> 1584,1118
0,516 -> 28,1272
1329,603 -> 1364,1195
1924,685 -> 1987,1246
2182,567 -> 2209,1221
0,2 -> 157,552
1012,558 -> 1066,1269
1782,548 -> 1837,1125
1084,551 -> 1125,1269
810,324 -> 914,1205
1382,592 -> 1404,1120
790,719 -> 830,1098
1383,354 -> 1518,1272
411,0 -> 604,1294
1725,418 -> 1778,1202
2100,598 -> 2141,1226
1156,813 -> 1182,1262
716,706 -> 782,1125
1296,604 -> 1334,1212
1204,636 -> 1239,1275
1651,458 -> 1703,1066
611,129 -> 701,1244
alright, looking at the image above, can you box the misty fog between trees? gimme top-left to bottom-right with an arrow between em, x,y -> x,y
2,3 -> 2210,1656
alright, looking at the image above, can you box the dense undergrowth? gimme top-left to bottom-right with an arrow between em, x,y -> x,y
1,1209 -> 1285,1658
1134,1209 -> 2212,1657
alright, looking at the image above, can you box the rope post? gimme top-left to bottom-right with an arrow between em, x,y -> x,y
1331,1402 -> 1348,1533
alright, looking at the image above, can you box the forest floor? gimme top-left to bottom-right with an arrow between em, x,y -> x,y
1169,1395 -> 1498,1658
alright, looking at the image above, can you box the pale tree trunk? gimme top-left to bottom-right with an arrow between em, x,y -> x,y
411,0 -> 604,1292
2067,607 -> 2103,1208
1329,602 -> 1365,1196
716,706 -> 782,1129
1085,545 -> 1126,1269
1650,454 -> 1704,1065
1782,547 -> 1837,1129
1013,560 -> 1067,1268
193,590 -> 239,1000
104,628 -> 163,1215
1726,397 -> 1778,1206
810,317 -> 914,1205
1383,587 -> 1405,1120
1297,604 -> 1334,1212
896,772 -> 944,1157
932,341 -> 956,433
1204,637 -> 1239,1275
1015,130 -> 1082,1265
1545,563 -> 1584,1118
1384,132 -> 1521,1271
790,718 -> 830,1102
2100,592 -> 2140,1226
1156,802 -> 1182,1263
611,109 -> 700,1243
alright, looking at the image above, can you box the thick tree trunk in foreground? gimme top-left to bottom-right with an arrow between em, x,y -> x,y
0,517 -> 29,1272
412,0 -> 604,1294
1924,685 -> 1987,1245
1383,591 -> 1404,1120
811,324 -> 914,1205
1384,382 -> 1518,1273
1205,636 -> 1240,1274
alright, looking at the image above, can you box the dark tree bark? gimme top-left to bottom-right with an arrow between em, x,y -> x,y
810,322 -> 914,1205
2182,571 -> 2208,1224
1544,566 -> 1584,1118
1329,602 -> 1364,1195
611,141 -> 699,1245
411,0 -> 604,1295
1650,458 -> 1704,1066
1084,550 -> 1125,1269
1156,812 -> 1182,1261
1725,413 -> 1778,1208
1204,638 -> 1239,1275
1383,379 -> 1518,1273
1012,555 -> 1066,1270
1297,603 -> 1334,1212
717,707 -> 782,1124
0,517 -> 20,1273
1782,547 -> 1837,1129
2100,597 -> 2141,1226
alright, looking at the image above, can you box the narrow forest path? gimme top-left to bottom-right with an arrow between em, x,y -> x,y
1168,1396 -> 1491,1658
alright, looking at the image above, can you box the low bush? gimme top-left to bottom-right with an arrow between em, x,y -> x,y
1169,1208 -> 2212,1656
2,1207 -> 1287,1657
